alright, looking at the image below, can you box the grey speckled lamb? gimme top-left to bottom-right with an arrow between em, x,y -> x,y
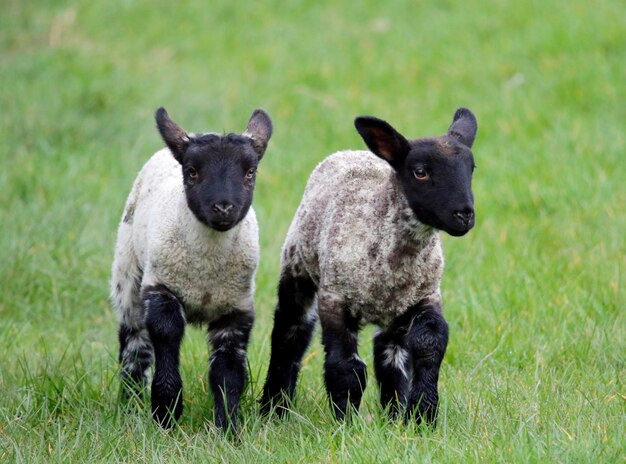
112,107 -> 272,432
261,108 -> 477,425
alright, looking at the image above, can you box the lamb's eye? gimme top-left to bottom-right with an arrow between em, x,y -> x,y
245,168 -> 256,180
413,167 -> 429,180
188,167 -> 198,180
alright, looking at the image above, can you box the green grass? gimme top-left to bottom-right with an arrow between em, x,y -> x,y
1,0 -> 624,462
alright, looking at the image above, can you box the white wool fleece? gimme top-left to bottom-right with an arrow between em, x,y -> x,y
282,150 -> 443,327
111,148 -> 259,328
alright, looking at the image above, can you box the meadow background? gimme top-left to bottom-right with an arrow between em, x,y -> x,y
1,0 -> 624,462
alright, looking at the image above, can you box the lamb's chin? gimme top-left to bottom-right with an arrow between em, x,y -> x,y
209,221 -> 236,232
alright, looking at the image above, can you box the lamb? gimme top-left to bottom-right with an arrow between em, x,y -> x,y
111,107 -> 272,431
261,108 -> 477,425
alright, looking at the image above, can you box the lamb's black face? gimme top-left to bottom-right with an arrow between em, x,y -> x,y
399,138 -> 475,236
181,135 -> 260,231
155,107 -> 273,232
355,108 -> 478,237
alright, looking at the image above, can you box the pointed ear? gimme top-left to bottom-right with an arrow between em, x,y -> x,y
448,108 -> 477,148
244,109 -> 273,159
354,116 -> 410,167
155,107 -> 189,164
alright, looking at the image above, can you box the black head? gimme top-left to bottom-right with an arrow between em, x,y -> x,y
354,108 -> 478,237
155,107 -> 273,231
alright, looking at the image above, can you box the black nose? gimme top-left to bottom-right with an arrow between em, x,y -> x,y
212,202 -> 234,216
454,207 -> 474,225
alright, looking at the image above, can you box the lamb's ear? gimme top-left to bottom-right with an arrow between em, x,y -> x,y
244,109 -> 273,159
448,108 -> 477,148
354,116 -> 410,167
155,107 -> 190,164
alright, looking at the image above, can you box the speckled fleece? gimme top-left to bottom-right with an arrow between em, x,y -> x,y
111,148 -> 259,329
282,150 -> 444,328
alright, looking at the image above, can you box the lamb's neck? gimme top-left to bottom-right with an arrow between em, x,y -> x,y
385,174 -> 437,247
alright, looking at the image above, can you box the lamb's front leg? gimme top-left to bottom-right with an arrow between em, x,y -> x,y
144,284 -> 186,428
208,310 -> 253,433
319,293 -> 366,420
261,272 -> 318,416
405,300 -> 449,426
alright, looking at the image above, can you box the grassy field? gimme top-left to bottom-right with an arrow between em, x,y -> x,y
1,0 -> 624,462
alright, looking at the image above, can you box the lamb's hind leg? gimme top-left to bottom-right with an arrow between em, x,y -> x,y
373,326 -> 410,419
113,260 -> 154,397
261,271 -> 317,416
118,325 -> 153,397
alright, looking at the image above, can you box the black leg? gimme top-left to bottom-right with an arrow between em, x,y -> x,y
405,302 -> 448,426
261,274 -> 317,416
144,284 -> 186,428
208,310 -> 253,433
119,324 -> 154,398
373,329 -> 409,418
319,298 -> 366,420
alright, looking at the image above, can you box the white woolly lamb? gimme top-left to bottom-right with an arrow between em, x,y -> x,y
112,107 -> 272,431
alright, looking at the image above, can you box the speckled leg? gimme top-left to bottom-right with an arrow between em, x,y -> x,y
261,274 -> 317,416
208,310 -> 253,433
144,284 -> 186,428
119,324 -> 154,398
114,258 -> 152,398
404,301 -> 448,426
319,294 -> 366,420
373,328 -> 409,418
